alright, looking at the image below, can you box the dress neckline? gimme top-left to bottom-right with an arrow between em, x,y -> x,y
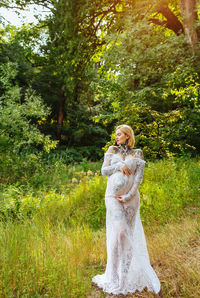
105,152 -> 135,161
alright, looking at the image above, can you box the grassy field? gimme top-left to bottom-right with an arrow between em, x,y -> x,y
0,157 -> 199,297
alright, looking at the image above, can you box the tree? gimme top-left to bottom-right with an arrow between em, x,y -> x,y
150,0 -> 200,47
0,61 -> 57,153
1,0 -> 199,159
179,0 -> 199,46
1,0 -> 109,146
92,18 -> 200,157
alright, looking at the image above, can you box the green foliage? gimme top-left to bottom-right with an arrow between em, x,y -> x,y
1,1 -> 200,164
1,1 -> 199,159
0,61 -> 57,153
92,20 -> 200,158
0,149 -> 101,192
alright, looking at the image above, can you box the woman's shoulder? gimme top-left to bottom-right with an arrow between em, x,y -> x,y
131,148 -> 144,160
106,145 -> 118,154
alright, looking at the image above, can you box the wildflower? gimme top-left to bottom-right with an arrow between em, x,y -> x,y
87,170 -> 93,176
72,177 -> 78,183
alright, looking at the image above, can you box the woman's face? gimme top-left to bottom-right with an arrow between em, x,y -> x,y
115,129 -> 129,145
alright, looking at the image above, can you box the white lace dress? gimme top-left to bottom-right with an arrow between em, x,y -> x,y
92,150 -> 160,295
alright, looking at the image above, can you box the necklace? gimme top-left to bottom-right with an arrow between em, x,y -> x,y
118,143 -> 132,159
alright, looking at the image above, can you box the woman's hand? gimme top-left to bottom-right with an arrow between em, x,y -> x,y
115,195 -> 124,203
122,165 -> 131,176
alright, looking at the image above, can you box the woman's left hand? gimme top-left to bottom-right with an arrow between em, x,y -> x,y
115,195 -> 124,203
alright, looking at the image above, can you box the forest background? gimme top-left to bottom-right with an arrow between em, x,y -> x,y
0,0 -> 199,297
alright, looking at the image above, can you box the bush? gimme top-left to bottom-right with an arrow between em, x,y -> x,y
0,62 -> 57,154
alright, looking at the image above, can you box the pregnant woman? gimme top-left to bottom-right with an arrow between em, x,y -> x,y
92,125 -> 160,295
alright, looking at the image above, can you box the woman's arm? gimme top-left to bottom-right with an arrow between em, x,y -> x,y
101,146 -> 125,177
120,159 -> 145,202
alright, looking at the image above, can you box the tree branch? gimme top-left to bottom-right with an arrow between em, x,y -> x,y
89,1 -> 122,30
150,2 -> 184,35
0,1 -> 52,11
149,18 -> 168,28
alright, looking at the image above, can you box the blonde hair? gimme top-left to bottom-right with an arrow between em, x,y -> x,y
116,125 -> 135,148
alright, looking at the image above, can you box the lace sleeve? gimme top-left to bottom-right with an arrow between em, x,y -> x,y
132,149 -> 144,159
101,153 -> 125,177
121,159 -> 145,202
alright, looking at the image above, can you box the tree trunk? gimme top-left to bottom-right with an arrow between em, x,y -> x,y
57,89 -> 66,141
179,0 -> 199,46
150,2 -> 184,35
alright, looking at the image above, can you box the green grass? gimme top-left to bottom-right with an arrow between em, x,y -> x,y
0,157 -> 199,297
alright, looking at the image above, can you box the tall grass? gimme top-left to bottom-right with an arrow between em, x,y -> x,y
0,215 -> 199,297
140,158 -> 200,225
0,219 -> 103,297
147,215 -> 200,298
1,158 -> 199,227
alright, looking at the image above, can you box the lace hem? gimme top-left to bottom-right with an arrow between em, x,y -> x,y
92,272 -> 160,295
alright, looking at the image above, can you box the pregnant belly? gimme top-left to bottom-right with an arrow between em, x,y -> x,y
109,171 -> 133,196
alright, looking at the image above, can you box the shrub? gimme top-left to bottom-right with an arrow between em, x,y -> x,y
0,62 -> 57,154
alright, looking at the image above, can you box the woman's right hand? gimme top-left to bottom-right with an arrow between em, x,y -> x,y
122,165 -> 131,176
